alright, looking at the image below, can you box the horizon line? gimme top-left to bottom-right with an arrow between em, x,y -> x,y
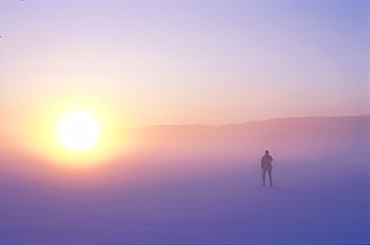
128,113 -> 370,129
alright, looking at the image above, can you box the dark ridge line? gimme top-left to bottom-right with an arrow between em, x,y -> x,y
133,114 -> 370,130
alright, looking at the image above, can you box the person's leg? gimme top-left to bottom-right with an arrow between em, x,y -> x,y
268,169 -> 273,187
262,169 -> 266,186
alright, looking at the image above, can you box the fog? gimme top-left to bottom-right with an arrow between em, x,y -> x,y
1,115 -> 369,244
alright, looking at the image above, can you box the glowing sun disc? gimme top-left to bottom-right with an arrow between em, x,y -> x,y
57,111 -> 99,151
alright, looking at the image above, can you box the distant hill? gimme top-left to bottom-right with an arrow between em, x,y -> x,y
130,114 -> 369,145
125,115 -> 369,164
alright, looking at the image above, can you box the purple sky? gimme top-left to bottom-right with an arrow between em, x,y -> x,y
1,0 -> 369,127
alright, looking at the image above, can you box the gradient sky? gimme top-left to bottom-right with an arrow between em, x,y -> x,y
1,0 -> 369,127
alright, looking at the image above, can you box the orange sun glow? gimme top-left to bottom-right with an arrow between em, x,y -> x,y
25,97 -> 131,170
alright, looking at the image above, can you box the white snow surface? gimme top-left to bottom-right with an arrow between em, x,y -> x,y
1,157 -> 368,244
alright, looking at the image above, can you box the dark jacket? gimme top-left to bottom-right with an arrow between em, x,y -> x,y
261,154 -> 273,170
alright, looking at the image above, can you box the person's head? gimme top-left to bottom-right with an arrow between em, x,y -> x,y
265,150 -> 269,155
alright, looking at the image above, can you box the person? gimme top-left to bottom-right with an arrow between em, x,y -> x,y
261,150 -> 273,187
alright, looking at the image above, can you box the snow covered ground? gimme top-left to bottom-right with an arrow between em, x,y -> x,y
1,156 -> 368,244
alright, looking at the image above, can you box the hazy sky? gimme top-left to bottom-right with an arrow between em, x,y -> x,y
1,0 -> 369,127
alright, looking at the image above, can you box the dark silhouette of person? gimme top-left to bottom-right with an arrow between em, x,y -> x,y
261,150 -> 273,187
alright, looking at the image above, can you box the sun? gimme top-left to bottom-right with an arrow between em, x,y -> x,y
25,96 -> 132,170
57,111 -> 99,151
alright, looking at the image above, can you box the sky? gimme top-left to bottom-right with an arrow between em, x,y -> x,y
0,0 -> 369,129
0,2 -> 369,243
